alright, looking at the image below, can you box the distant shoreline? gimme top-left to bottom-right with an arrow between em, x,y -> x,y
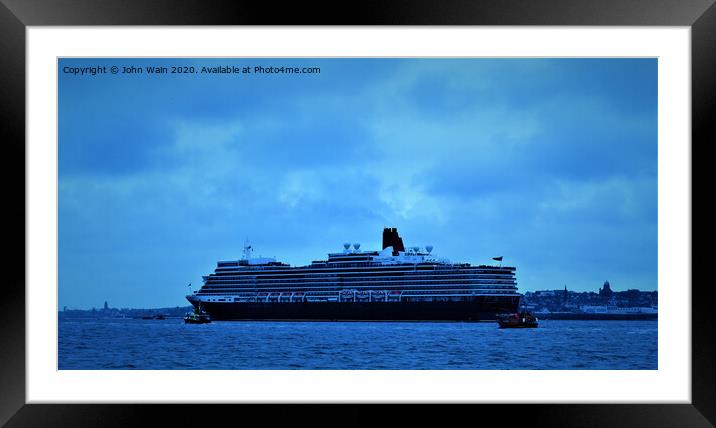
59,306 -> 193,318
58,308 -> 657,321
536,312 -> 657,320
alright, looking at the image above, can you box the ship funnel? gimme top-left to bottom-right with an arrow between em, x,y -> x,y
382,227 -> 405,256
343,242 -> 351,250
425,245 -> 433,253
353,243 -> 361,250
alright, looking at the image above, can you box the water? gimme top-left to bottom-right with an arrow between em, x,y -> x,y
58,318 -> 657,370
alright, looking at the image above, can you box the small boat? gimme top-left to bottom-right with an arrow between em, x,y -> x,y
184,304 -> 211,324
497,311 -> 538,328
142,314 -> 167,320
184,312 -> 211,324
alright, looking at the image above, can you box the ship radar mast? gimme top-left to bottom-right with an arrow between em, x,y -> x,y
242,238 -> 253,260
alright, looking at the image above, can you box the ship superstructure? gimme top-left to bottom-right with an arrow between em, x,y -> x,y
186,228 -> 520,321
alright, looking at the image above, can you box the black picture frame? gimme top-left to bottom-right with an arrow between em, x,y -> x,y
2,0 -> 713,426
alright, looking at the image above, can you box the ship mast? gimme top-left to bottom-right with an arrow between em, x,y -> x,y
242,237 -> 253,260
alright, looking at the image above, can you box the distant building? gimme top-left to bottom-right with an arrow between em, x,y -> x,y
599,281 -> 613,298
103,301 -> 109,310
623,289 -> 640,300
523,284 -> 656,314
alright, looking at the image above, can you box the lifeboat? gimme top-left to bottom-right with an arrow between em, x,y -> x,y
238,293 -> 257,302
370,290 -> 386,301
387,290 -> 402,301
340,290 -> 355,301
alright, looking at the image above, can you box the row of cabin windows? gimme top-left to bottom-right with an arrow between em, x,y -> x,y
213,266 -> 513,275
196,288 -> 517,295
211,273 -> 517,281
205,280 -> 517,287
204,295 -> 514,303
201,284 -> 517,293
207,276 -> 516,283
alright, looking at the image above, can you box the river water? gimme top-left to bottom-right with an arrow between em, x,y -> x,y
58,318 -> 657,370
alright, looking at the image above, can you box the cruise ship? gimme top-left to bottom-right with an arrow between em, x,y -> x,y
186,228 -> 521,321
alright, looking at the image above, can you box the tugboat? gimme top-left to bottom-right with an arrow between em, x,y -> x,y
184,304 -> 211,324
496,311 -> 538,328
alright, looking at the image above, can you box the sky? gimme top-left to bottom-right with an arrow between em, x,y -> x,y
58,58 -> 657,309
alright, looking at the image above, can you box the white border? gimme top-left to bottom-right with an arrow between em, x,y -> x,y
27,27 -> 690,403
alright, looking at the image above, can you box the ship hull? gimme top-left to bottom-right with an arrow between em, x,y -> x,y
189,297 -> 519,321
